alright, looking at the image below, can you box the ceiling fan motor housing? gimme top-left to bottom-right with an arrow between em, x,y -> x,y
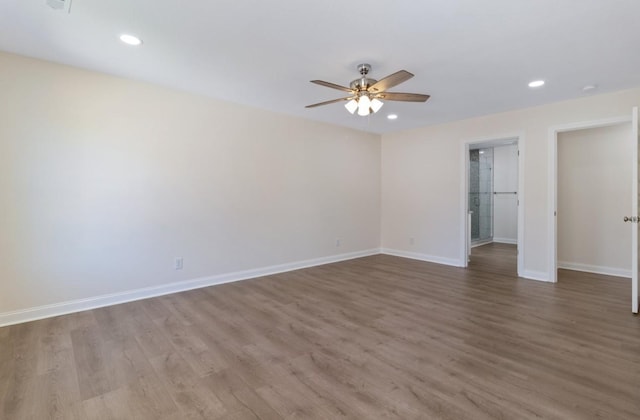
350,63 -> 377,92
351,65 -> 377,92
350,77 -> 377,91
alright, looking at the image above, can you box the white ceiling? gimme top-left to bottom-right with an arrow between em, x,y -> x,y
2,0 -> 639,134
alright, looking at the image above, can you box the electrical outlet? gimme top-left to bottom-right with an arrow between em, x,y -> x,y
336,238 -> 341,247
174,257 -> 183,270
410,237 -> 415,245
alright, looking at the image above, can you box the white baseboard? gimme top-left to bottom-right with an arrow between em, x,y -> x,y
558,261 -> 631,278
520,270 -> 552,282
0,248 -> 381,327
380,248 -> 464,267
493,237 -> 517,245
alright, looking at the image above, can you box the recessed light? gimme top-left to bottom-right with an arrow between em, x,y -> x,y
583,84 -> 597,92
387,114 -> 398,120
528,80 -> 545,88
120,34 -> 142,46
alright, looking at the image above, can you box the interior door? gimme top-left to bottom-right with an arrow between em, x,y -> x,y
632,106 -> 639,314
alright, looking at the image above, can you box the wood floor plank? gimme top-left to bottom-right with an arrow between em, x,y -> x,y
149,352 -> 228,419
2,244 -> 639,419
156,314 -> 231,377
201,369 -> 281,420
0,323 -> 14,407
36,316 -> 76,376
81,375 -> 180,420
29,369 -> 86,420
69,326 -> 113,401
1,322 -> 42,419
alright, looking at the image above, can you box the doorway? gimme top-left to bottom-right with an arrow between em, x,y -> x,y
557,124 -> 632,278
549,109 -> 639,314
548,117 -> 632,283
461,135 -> 524,276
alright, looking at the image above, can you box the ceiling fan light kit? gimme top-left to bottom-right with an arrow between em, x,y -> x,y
345,99 -> 358,114
306,63 -> 430,117
370,98 -> 383,112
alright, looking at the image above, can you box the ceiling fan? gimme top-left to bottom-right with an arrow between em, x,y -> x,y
306,63 -> 430,116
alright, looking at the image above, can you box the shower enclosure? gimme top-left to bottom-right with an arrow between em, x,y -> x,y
469,148 -> 493,245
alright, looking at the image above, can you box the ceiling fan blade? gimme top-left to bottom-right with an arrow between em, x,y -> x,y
305,97 -> 353,108
310,80 -> 354,93
368,70 -> 414,92
378,92 -> 430,102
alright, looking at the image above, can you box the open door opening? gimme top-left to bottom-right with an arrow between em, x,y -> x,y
462,135 -> 523,277
548,108 -> 638,314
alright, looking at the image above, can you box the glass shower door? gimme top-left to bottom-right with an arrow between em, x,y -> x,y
469,148 -> 493,244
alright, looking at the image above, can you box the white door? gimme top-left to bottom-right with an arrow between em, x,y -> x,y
632,106 -> 639,314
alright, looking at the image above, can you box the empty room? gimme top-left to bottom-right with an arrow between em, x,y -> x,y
1,1 -> 639,419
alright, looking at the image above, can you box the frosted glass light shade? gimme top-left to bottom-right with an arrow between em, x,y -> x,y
370,98 -> 383,113
357,95 -> 371,116
345,99 -> 358,114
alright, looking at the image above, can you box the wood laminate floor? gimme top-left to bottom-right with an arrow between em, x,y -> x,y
1,247 -> 639,419
470,242 -> 518,277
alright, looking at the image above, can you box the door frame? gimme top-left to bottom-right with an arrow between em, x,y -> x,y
460,132 -> 525,276
633,107 -> 639,314
547,115 -> 632,283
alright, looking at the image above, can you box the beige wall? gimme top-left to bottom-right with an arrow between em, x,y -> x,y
558,124 -> 632,276
2,49 -> 640,320
0,52 -> 381,316
382,87 -> 640,279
